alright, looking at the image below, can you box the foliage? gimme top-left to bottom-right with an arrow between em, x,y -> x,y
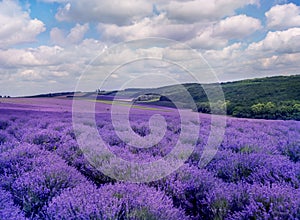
125,75 -> 300,120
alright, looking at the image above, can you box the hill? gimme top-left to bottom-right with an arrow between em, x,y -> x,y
23,75 -> 300,120
128,75 -> 300,120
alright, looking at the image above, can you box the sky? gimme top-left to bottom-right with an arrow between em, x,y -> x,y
0,0 -> 300,96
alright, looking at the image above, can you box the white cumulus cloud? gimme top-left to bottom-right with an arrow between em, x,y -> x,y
98,13 -> 196,42
248,28 -> 300,54
266,3 -> 300,30
55,0 -> 153,26
187,15 -> 261,49
0,0 -> 45,49
50,23 -> 89,46
212,15 -> 262,39
160,0 -> 259,23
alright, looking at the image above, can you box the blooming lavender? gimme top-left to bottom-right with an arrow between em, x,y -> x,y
0,144 -> 50,189
0,102 -> 299,219
0,188 -> 26,220
153,164 -> 223,218
11,158 -> 87,217
0,142 -> 88,218
45,183 -> 188,220
206,150 -> 300,187
228,183 -> 300,219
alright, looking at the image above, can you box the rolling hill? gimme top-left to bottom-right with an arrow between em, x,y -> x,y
121,75 -> 300,120
23,75 -> 300,120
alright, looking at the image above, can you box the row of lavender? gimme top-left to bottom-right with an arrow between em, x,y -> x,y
0,108 -> 300,219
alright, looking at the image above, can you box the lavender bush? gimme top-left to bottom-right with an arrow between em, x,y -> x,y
11,158 -> 87,217
206,150 -> 300,187
0,188 -> 26,220
0,102 -> 299,219
45,183 -> 187,220
0,143 -> 88,218
228,184 -> 300,219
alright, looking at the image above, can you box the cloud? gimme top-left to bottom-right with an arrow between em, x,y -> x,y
248,28 -> 300,54
67,23 -> 89,43
160,0 -> 259,23
0,0 -> 45,49
99,13 -> 261,50
50,28 -> 65,45
204,43 -> 242,62
0,45 -> 74,68
201,43 -> 250,80
243,27 -> 300,74
266,3 -> 300,30
187,28 -> 228,50
48,0 -> 259,26
253,53 -> 300,73
187,15 -> 261,49
50,23 -> 89,46
199,25 -> 300,80
0,48 -> 43,67
55,0 -> 153,26
0,39 -> 107,96
212,15 -> 262,39
40,0 -> 68,2
20,69 -> 42,80
1,0 -> 300,96
98,13 -> 196,42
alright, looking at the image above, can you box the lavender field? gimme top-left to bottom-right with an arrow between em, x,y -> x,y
0,97 -> 300,220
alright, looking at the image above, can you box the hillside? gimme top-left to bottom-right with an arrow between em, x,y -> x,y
129,75 -> 300,120
24,75 -> 300,120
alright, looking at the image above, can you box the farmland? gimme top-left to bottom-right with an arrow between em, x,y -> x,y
0,97 -> 299,219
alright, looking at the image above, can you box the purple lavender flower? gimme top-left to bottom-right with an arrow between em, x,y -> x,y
207,150 -> 300,187
153,164 -> 224,218
11,157 -> 87,218
0,188 -> 26,220
0,144 -> 50,189
229,184 -> 300,219
0,105 -> 299,219
46,183 -> 188,220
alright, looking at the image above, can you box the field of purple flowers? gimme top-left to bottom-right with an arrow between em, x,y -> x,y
0,98 -> 300,219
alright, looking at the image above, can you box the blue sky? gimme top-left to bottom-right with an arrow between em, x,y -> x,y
0,0 -> 300,96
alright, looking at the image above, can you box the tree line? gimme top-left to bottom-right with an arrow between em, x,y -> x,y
194,100 -> 300,120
